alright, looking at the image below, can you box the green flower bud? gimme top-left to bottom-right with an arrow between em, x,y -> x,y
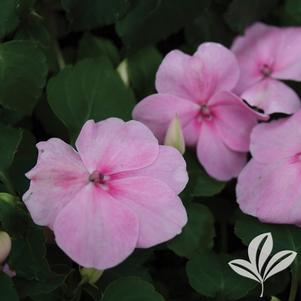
0,231 -> 11,264
117,59 -> 129,87
80,267 -> 103,285
164,115 -> 185,154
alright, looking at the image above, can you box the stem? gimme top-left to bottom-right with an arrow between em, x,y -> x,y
0,172 -> 16,195
53,40 -> 65,70
288,264 -> 299,301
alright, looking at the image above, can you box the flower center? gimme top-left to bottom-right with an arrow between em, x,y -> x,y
260,64 -> 273,77
197,104 -> 212,122
89,171 -> 110,190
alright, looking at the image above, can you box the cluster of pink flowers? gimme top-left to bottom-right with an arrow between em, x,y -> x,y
23,22 -> 301,270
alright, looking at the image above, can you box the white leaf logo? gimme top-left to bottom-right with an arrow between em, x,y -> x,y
228,232 -> 297,297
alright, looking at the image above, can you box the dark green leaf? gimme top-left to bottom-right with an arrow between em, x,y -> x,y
47,57 -> 135,138
186,251 -> 256,300
0,41 -> 48,114
224,0 -> 279,33
127,47 -> 162,98
102,277 -> 165,301
0,272 -> 19,301
284,0 -> 301,25
0,0 -> 19,38
116,0 -> 211,51
0,193 -> 30,236
62,0 -> 130,30
78,33 -> 120,66
168,204 -> 215,258
184,151 -> 226,198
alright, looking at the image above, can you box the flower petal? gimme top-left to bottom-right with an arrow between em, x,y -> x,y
155,50 -> 208,101
241,78 -> 301,114
23,138 -> 88,228
209,91 -> 262,152
232,22 -> 278,93
110,176 -> 187,248
76,119 -> 159,174
236,159 -> 301,225
132,94 -> 198,142
54,185 -> 139,269
194,42 -> 240,93
197,123 -> 246,181
270,27 -> 301,81
113,146 -> 188,194
250,111 -> 301,163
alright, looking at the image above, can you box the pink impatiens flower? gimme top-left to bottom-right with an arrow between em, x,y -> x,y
237,110 -> 301,225
232,22 -> 301,114
133,42 -> 265,181
23,118 -> 188,269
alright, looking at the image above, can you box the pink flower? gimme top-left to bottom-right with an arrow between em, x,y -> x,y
237,110 -> 301,225
133,42 -> 265,181
23,118 -> 188,269
232,22 -> 301,115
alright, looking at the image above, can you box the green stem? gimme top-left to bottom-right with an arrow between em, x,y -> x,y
288,263 -> 299,301
53,40 -> 65,70
0,172 -> 16,195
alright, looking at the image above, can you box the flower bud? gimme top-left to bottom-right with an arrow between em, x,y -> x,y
80,267 -> 103,285
164,115 -> 185,154
2,263 -> 16,277
0,231 -> 11,264
117,59 -> 129,87
271,297 -> 281,301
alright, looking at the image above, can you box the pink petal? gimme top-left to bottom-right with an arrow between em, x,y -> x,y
23,138 -> 88,228
236,159 -> 301,225
75,119 -> 159,174
232,22 -> 278,93
110,176 -> 187,248
209,91 -> 263,152
53,185 -> 139,269
250,111 -> 301,163
132,94 -> 199,142
197,123 -> 246,181
114,146 -> 188,194
194,42 -> 240,93
241,78 -> 301,114
155,50 -> 210,102
269,27 -> 301,81
182,118 -> 201,146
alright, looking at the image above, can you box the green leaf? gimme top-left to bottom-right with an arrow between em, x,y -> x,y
0,193 -> 30,236
168,204 -> 215,258
284,0 -> 301,25
102,277 -> 164,301
0,0 -> 19,39
116,0 -> 211,51
224,0 -> 279,32
127,47 -> 162,98
0,41 -> 48,114
184,151 -> 226,198
185,8 -> 234,49
186,251 -> 256,300
235,213 -> 301,266
0,125 -> 36,195
78,33 -> 120,66
9,226 -> 49,280
47,57 -> 135,138
62,0 -> 129,30
0,272 -> 19,301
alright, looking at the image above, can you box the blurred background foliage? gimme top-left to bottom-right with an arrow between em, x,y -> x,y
0,0 -> 301,300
